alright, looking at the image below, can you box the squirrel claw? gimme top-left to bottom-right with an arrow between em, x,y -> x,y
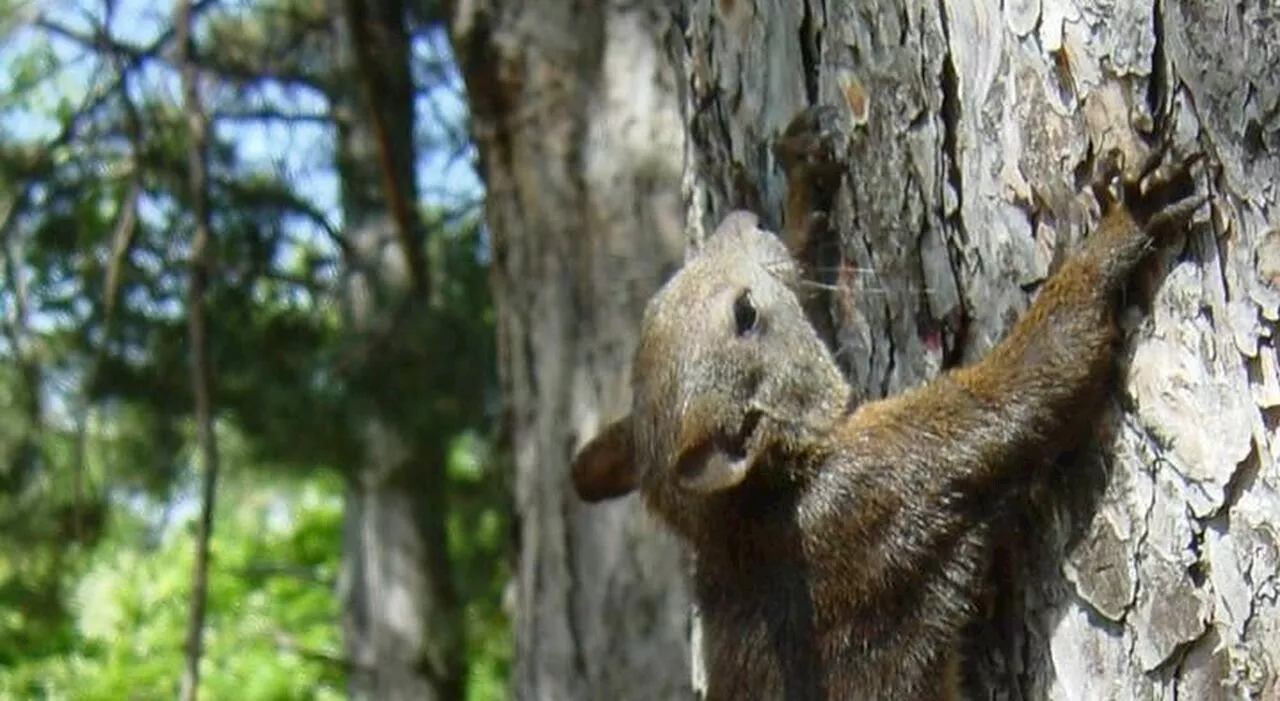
1143,192 -> 1208,237
1133,151 -> 1203,200
1127,149 -> 1203,229
1133,130 -> 1176,183
1090,148 -> 1128,214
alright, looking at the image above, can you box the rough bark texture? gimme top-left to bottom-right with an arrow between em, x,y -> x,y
678,0 -> 1280,698
330,2 -> 465,699
450,1 -> 692,699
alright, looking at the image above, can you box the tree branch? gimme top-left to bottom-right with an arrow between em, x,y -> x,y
217,178 -> 349,256
35,0 -> 325,93
210,106 -> 332,124
175,0 -> 221,699
339,0 -> 429,298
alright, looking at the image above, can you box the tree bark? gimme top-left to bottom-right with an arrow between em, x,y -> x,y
678,0 -> 1280,698
329,2 -> 465,699
450,1 -> 693,699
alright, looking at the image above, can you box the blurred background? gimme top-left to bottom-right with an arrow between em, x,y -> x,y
0,1 -> 506,698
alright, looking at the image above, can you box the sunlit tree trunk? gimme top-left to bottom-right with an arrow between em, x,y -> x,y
451,0 -> 693,698
678,0 -> 1280,697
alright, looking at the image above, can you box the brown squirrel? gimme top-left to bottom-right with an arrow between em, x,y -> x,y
570,106 -> 1206,700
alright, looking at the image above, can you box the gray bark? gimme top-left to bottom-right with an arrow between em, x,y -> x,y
450,1 -> 692,699
679,0 -> 1280,698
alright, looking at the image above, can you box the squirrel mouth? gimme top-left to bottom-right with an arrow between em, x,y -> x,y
730,409 -> 762,458
675,409 -> 763,493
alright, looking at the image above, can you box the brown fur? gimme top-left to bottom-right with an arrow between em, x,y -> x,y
571,107 -> 1206,701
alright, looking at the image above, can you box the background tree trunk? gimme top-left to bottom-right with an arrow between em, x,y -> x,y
678,0 -> 1280,698
451,1 -> 693,700
330,2 -> 465,699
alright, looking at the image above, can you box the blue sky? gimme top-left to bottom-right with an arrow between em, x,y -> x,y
0,0 -> 482,233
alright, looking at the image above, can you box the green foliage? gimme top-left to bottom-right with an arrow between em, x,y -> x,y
0,434 -> 511,701
0,467 -> 346,701
447,432 -> 512,700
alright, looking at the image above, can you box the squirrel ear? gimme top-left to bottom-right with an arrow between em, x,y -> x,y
571,418 -> 640,502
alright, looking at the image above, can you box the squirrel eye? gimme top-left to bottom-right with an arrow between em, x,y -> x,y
733,289 -> 758,336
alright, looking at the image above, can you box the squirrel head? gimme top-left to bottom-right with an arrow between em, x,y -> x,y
572,211 -> 850,504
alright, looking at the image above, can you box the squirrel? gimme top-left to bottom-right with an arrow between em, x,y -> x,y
570,105 -> 1207,700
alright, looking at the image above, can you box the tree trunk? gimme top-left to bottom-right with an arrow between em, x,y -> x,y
678,0 -> 1280,698
450,1 -> 693,699
329,3 -> 465,699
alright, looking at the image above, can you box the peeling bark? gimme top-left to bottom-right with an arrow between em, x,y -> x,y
679,0 -> 1280,698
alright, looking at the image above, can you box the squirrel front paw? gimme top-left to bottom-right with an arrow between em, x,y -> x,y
1090,140 -> 1207,240
774,105 -> 849,186
774,105 -> 850,257
1080,137 -> 1209,286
